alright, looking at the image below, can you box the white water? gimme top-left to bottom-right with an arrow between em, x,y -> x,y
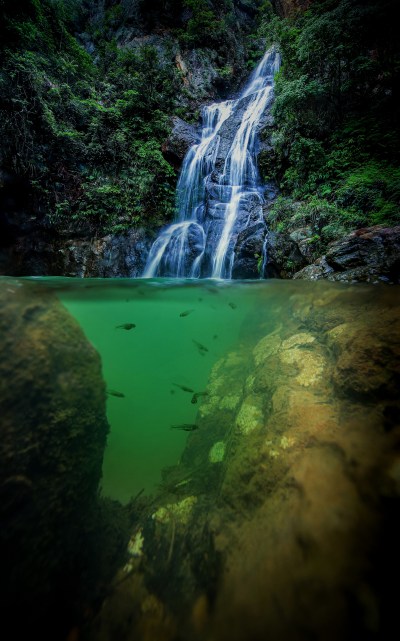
143,47 -> 280,279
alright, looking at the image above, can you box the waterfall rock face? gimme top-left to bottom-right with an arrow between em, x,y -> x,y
162,116 -> 199,166
143,48 -> 280,279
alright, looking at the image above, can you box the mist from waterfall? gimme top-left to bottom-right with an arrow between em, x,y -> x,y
143,47 -> 280,279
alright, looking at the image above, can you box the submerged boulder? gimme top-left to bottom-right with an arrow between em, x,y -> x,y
0,280 -> 128,639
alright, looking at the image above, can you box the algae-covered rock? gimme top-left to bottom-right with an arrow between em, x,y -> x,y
326,309 -> 400,398
209,441 -> 226,463
0,279 -> 127,639
236,395 -> 264,435
152,496 -> 198,525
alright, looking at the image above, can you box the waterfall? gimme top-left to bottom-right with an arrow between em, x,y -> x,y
143,47 -> 280,279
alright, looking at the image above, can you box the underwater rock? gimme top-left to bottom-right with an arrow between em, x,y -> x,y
279,344 -> 325,387
209,441 -> 226,463
326,309 -> 400,398
0,280 -> 128,639
236,395 -> 264,435
152,496 -> 198,525
83,283 -> 400,641
252,330 -> 282,365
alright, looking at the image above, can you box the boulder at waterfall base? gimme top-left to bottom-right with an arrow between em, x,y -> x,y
293,226 -> 400,284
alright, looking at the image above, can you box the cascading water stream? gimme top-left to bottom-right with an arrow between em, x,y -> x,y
143,47 -> 280,279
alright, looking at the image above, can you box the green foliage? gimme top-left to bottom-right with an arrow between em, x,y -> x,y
0,0 -> 266,237
0,0 -> 179,234
268,196 -> 334,257
175,0 -> 249,66
335,162 -> 400,226
255,0 -> 400,235
180,0 -> 223,47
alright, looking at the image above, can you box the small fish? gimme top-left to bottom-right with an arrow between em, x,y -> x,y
228,302 -> 237,309
173,383 -> 195,393
213,334 -> 218,340
192,339 -> 208,354
174,478 -> 191,488
191,391 -> 209,404
180,309 -> 195,317
170,424 -> 199,432
115,323 -> 136,330
107,389 -> 125,398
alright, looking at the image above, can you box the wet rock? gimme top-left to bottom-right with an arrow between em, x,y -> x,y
5,228 -> 152,277
294,225 -> 400,284
232,222 -> 266,279
214,94 -> 255,163
292,256 -> 335,281
162,116 -> 199,166
264,230 -> 308,278
58,228 -> 151,277
156,222 -> 205,277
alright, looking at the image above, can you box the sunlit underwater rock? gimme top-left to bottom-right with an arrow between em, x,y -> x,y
209,441 -> 226,463
84,282 -> 400,641
236,395 -> 264,435
252,330 -> 282,365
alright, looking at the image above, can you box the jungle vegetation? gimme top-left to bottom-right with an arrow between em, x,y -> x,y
0,0 -> 257,233
0,0 -> 399,243
257,0 -> 400,256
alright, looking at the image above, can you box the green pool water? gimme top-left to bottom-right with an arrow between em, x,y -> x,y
56,278 -> 266,503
